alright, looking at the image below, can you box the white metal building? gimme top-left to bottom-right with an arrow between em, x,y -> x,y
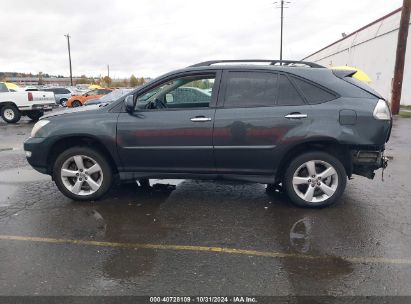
303,8 -> 411,105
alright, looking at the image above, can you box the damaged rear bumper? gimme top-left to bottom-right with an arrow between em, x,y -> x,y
351,150 -> 388,179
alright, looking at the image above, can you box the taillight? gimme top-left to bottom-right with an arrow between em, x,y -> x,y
28,92 -> 33,101
373,99 -> 391,120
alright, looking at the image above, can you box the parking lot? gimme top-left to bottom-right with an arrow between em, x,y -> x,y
0,115 -> 410,296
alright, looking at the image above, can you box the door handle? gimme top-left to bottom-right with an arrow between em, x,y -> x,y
190,117 -> 212,122
285,113 -> 308,119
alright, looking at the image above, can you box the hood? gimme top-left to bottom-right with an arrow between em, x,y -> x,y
41,104 -> 103,120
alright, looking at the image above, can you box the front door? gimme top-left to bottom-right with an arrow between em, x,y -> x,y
117,71 -> 221,173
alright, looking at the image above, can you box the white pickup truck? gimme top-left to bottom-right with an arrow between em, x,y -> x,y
0,82 -> 56,123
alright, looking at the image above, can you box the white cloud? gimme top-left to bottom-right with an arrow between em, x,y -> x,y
0,0 -> 403,78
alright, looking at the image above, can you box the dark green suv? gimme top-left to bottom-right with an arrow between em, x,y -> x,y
24,60 -> 392,208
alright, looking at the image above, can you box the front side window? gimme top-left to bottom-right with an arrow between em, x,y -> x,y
224,71 -> 278,108
136,75 -> 215,110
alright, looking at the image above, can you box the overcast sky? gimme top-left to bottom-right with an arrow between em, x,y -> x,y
0,0 -> 403,78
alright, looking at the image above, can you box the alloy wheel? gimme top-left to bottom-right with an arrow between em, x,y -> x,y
60,155 -> 104,196
292,160 -> 339,203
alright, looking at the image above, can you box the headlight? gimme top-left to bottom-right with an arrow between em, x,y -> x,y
373,99 -> 391,120
31,120 -> 50,137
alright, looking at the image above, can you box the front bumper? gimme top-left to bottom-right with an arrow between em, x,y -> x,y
24,137 -> 49,174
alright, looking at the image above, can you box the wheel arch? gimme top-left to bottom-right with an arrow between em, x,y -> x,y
47,135 -> 119,175
275,138 -> 352,181
0,101 -> 18,111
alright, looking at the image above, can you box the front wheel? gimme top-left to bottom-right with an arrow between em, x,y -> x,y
53,147 -> 113,201
284,151 -> 347,208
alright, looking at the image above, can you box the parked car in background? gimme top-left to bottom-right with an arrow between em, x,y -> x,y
43,87 -> 76,107
0,82 -> 55,123
66,88 -> 113,107
84,89 -> 133,106
24,59 -> 391,208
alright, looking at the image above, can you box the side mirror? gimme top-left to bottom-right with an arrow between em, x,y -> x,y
166,93 -> 174,103
125,95 -> 135,113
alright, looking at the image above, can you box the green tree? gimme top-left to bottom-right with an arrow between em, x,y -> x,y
76,75 -> 91,85
102,76 -> 112,87
130,74 -> 139,87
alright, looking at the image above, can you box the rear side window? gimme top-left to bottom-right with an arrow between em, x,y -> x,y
56,88 -> 70,94
277,75 -> 305,106
292,77 -> 336,104
224,71 -> 278,107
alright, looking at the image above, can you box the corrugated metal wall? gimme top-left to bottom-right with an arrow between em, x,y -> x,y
304,10 -> 411,105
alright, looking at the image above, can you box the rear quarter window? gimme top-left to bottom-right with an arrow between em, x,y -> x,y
291,77 -> 336,104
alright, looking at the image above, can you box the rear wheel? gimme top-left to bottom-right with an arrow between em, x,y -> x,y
26,110 -> 44,121
284,151 -> 346,208
72,100 -> 82,107
53,147 -> 113,201
60,99 -> 68,107
1,104 -> 21,123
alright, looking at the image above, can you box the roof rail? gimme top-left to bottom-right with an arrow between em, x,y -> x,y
189,59 -> 324,68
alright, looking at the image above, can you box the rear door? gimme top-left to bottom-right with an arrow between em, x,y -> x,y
213,70 -> 311,175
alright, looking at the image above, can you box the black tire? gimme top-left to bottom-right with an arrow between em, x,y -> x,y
53,147 -> 113,201
1,104 -> 21,123
26,110 -> 44,121
72,100 -> 82,107
60,99 -> 68,107
284,151 -> 347,208
138,179 -> 151,189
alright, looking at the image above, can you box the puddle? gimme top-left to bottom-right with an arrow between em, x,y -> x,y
0,166 -> 50,183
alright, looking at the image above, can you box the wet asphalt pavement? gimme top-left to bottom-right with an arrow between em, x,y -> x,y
0,116 -> 410,296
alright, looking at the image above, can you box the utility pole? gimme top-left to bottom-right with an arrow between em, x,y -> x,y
391,0 -> 411,115
64,34 -> 73,86
107,64 -> 110,78
274,1 -> 290,64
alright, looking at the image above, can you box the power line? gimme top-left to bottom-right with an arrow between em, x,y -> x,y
273,1 -> 291,64
64,34 -> 73,86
